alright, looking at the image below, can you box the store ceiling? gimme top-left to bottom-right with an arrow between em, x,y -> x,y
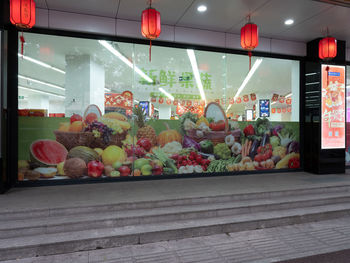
34,0 -> 350,47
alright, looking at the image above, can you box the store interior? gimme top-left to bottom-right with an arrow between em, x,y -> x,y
18,32 -> 299,122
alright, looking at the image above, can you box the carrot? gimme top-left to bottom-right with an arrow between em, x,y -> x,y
247,140 -> 252,156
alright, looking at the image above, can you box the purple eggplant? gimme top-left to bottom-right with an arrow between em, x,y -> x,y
261,133 -> 270,147
287,141 -> 299,153
249,139 -> 260,160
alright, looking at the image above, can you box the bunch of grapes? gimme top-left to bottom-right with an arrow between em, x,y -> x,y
84,121 -> 114,144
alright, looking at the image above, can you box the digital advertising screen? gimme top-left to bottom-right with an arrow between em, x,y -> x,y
259,99 -> 270,117
321,64 -> 345,149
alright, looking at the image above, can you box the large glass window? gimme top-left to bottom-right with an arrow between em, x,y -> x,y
346,65 -> 350,166
17,32 -> 300,181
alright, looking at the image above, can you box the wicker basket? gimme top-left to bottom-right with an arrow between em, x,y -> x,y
186,102 -> 231,145
54,130 -> 127,150
186,129 -> 231,145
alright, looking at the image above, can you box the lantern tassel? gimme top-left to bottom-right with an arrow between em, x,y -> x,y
248,51 -> 252,71
20,32 -> 25,56
149,40 -> 152,62
326,66 -> 330,86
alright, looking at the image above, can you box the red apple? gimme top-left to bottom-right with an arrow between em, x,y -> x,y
70,113 -> 83,124
118,166 -> 131,176
87,160 -> 104,178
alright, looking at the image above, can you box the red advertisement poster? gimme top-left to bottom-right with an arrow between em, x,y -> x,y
321,65 -> 345,149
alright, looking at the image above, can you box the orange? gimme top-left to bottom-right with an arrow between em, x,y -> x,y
69,121 -> 84,132
58,122 -> 70,132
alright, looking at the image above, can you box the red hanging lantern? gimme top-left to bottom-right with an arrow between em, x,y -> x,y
241,16 -> 259,70
141,1 -> 161,61
10,0 -> 36,29
319,37 -> 337,60
10,0 -> 36,56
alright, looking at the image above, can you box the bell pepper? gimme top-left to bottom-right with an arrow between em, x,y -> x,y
288,157 -> 300,169
243,124 -> 255,136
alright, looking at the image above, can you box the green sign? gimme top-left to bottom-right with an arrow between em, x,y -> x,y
139,69 -> 212,90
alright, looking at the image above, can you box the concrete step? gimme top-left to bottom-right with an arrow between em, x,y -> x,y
1,202 -> 350,261
1,191 -> 350,239
1,184 -> 350,221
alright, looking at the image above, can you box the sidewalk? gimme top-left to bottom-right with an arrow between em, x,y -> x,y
1,171 -> 350,211
2,216 -> 350,263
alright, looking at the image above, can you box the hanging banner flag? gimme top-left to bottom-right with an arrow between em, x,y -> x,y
166,98 -> 172,105
286,98 -> 292,105
193,101 -> 199,107
271,108 -> 276,114
272,94 -> 279,102
151,97 -> 157,103
229,98 -> 234,105
159,98 -> 164,104
279,96 -> 285,103
236,97 -> 242,104
243,95 -> 249,102
321,65 -> 345,149
180,100 -> 186,106
104,91 -> 133,110
173,99 -> 178,106
186,100 -> 192,107
250,93 -> 256,101
282,108 -> 286,113
287,107 -> 292,113
277,108 -> 281,113
200,100 -> 206,106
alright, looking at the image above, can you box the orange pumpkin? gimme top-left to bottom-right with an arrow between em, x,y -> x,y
157,123 -> 182,147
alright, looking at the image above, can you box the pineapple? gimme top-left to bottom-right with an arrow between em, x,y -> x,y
133,106 -> 157,146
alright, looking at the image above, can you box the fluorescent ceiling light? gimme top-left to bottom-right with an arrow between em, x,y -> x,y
271,101 -> 277,105
98,40 -> 153,83
187,49 -> 206,103
19,86 -> 65,99
226,58 -> 262,113
18,75 -> 65,91
18,53 -> 65,74
285,93 -> 292,98
234,59 -> 262,99
284,19 -> 294,25
134,99 -> 140,103
159,87 -> 174,101
197,5 -> 207,12
104,88 -> 111,92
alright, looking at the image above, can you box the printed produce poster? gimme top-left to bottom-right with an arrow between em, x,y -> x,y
321,65 -> 345,149
18,102 -> 300,181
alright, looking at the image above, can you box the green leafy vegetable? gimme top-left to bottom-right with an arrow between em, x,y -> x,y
179,112 -> 198,134
254,118 -> 271,136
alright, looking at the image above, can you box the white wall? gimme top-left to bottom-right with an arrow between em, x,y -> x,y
35,8 -> 306,57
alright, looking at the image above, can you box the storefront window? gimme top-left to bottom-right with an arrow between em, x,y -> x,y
17,32 -> 300,181
346,65 -> 350,166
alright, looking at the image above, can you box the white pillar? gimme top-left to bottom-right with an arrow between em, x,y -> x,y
291,61 -> 300,121
65,54 -> 105,117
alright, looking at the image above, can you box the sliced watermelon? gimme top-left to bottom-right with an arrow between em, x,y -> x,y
30,139 -> 68,167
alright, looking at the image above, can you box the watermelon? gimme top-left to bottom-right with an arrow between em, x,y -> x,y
30,139 -> 68,167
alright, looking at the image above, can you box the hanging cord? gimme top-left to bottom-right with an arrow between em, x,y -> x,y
149,39 -> 152,62
149,0 -> 152,62
248,51 -> 252,71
